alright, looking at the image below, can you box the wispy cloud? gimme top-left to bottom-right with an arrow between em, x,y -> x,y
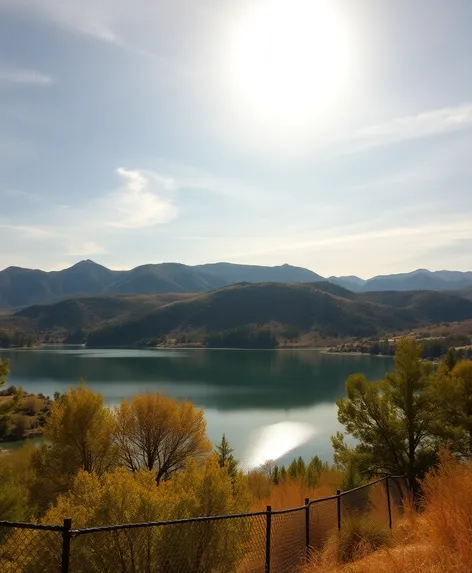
98,168 -> 178,229
0,66 -> 53,86
344,102 -> 472,153
0,224 -> 59,239
0,166 -> 178,266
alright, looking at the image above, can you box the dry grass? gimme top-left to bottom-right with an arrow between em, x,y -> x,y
303,451 -> 472,573
250,471 -> 342,511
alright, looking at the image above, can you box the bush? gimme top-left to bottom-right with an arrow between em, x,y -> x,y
10,414 -> 29,439
324,516 -> 390,564
21,396 -> 42,416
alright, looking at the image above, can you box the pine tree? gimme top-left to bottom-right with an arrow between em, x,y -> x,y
215,434 -> 238,479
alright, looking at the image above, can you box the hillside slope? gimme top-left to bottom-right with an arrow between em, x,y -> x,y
85,282 -> 472,347
10,293 -> 193,332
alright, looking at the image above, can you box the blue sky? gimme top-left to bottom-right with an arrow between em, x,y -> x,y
1,0 -> 472,278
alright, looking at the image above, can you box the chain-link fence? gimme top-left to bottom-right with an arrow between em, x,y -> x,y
0,475 -> 408,573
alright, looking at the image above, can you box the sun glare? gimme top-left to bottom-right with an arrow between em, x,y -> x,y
227,0 -> 353,130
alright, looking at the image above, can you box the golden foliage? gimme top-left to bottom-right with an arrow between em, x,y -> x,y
2,455 -> 251,573
0,359 -> 8,387
45,383 -> 117,474
114,393 -> 211,483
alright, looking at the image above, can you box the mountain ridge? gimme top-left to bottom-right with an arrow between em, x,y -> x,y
1,260 -> 472,309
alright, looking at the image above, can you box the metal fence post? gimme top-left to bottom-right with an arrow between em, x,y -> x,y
265,505 -> 272,573
385,476 -> 392,529
336,490 -> 341,532
61,518 -> 72,573
305,498 -> 310,561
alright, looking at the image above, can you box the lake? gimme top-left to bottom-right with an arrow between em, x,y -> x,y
0,348 -> 393,467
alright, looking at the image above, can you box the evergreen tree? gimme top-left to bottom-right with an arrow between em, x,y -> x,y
288,458 -> 298,479
215,434 -> 238,479
333,338 -> 438,494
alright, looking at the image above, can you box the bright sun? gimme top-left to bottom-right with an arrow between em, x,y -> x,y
227,0 -> 353,130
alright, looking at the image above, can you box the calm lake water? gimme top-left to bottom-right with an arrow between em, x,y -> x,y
0,348 -> 393,466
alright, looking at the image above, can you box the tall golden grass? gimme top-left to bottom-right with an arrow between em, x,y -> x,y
304,451 -> 472,573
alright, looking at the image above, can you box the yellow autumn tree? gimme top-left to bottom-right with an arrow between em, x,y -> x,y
6,455 -> 251,572
114,393 -> 211,483
0,359 -> 8,387
28,384 -> 118,515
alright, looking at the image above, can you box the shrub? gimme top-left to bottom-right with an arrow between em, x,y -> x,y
10,414 -> 29,438
323,515 -> 390,564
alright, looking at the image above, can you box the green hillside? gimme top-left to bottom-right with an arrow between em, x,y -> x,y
86,282 -> 472,347
5,282 -> 472,349
6,293 -> 193,337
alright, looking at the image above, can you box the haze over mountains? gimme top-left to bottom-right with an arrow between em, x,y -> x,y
1,260 -> 472,309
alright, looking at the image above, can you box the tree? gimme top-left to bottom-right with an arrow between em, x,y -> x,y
27,384 -> 117,515
114,393 -> 211,484
445,347 -> 458,371
10,456 -> 251,573
333,338 -> 437,494
280,465 -> 287,482
0,359 -> 8,387
44,384 -> 117,474
305,455 -> 328,488
432,360 -> 472,457
296,456 -> 306,476
0,360 -> 19,439
215,434 -> 238,479
288,458 -> 298,479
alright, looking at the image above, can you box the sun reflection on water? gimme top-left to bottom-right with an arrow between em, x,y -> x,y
242,421 -> 316,470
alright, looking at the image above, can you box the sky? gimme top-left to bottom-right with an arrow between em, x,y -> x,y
1,0 -> 472,279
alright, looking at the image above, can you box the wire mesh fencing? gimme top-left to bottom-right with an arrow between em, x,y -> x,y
0,522 -> 64,572
0,475 -> 409,573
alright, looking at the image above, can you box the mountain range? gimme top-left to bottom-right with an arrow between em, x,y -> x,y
1,260 -> 472,309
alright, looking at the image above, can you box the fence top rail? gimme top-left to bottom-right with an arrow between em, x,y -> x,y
1,474 -> 407,536
0,520 -> 64,532
72,510 -> 269,536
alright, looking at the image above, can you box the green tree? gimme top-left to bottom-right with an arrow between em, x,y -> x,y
296,456 -> 306,477
431,360 -> 472,457
288,458 -> 298,479
215,434 -> 238,479
444,347 -> 458,371
305,455 -> 328,488
333,338 -> 437,494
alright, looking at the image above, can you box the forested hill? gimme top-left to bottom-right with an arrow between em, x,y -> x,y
84,282 -> 472,347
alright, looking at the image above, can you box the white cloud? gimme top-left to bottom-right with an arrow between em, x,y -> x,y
0,66 -> 53,86
0,224 -> 60,239
99,168 -> 178,229
344,102 -> 472,153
